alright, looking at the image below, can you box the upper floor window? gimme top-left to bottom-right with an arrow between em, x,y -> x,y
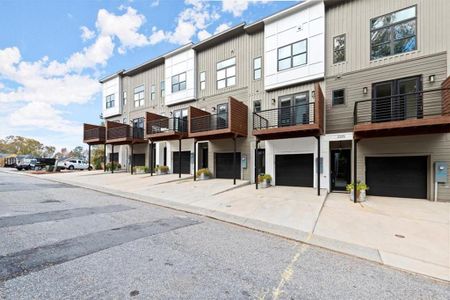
333,35 -> 346,63
172,72 -> 186,93
332,89 -> 345,105
106,94 -> 115,109
122,91 -> 127,106
151,84 -> 156,101
160,81 -> 165,97
200,71 -> 206,90
253,100 -> 261,113
278,39 -> 307,71
134,85 -> 145,108
217,57 -> 236,89
253,57 -> 262,80
370,6 -> 417,60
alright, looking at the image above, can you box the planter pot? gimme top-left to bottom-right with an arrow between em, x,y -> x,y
359,190 -> 367,202
135,170 -> 146,174
198,174 -> 210,180
349,190 -> 360,202
259,180 -> 271,189
157,170 -> 168,175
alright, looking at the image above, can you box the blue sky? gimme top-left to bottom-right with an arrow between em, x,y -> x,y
0,0 -> 297,151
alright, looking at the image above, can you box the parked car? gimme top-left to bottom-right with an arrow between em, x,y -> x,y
64,159 -> 92,170
16,158 -> 37,171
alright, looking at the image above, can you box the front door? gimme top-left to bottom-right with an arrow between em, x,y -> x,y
217,103 -> 228,129
330,149 -> 351,191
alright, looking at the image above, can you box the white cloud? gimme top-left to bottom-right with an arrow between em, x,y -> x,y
150,0 -> 160,7
80,26 -> 96,41
214,23 -> 231,34
222,0 -> 270,17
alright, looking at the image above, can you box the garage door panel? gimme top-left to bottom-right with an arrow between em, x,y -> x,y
173,151 -> 190,174
275,154 -> 313,187
132,154 -> 145,166
215,153 -> 241,179
366,156 -> 427,199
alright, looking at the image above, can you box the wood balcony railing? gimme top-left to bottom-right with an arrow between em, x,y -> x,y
83,124 -> 106,144
106,121 -> 145,144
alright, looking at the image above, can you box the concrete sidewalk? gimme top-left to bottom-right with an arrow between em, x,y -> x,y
12,169 -> 450,281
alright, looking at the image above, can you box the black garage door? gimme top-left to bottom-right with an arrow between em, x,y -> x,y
215,153 -> 241,179
275,154 -> 314,187
132,154 -> 145,166
366,156 -> 427,199
173,151 -> 191,174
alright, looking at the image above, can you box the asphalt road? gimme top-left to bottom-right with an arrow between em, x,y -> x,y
0,170 -> 448,299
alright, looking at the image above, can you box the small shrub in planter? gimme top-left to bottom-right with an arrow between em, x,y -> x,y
133,166 -> 148,174
346,181 -> 369,202
196,168 -> 212,180
155,165 -> 169,175
106,162 -> 121,171
258,174 -> 272,188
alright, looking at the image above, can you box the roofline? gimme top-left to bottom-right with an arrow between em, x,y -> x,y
122,55 -> 165,76
99,70 -> 125,83
192,23 -> 246,51
263,0 -> 319,24
163,43 -> 194,58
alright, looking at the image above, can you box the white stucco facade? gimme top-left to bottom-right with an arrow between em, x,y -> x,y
102,76 -> 121,118
164,48 -> 196,106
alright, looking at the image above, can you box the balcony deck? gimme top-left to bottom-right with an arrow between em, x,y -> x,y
83,124 -> 106,145
145,112 -> 188,141
188,97 -> 248,140
105,121 -> 145,145
353,85 -> 450,139
252,83 -> 324,140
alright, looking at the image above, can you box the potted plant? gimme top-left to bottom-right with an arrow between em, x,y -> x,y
106,162 -> 121,171
156,165 -> 169,175
133,166 -> 148,174
346,181 -> 369,202
258,174 -> 272,188
196,168 -> 212,180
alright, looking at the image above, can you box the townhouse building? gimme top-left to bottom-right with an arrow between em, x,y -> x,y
84,0 -> 450,201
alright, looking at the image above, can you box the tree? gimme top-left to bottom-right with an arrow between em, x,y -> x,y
42,146 -> 56,158
69,146 -> 84,159
91,146 -> 105,170
0,136 -> 44,156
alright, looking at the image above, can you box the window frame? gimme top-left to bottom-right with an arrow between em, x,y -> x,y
332,89 -> 346,106
133,85 -> 145,108
370,5 -> 417,60
105,94 -> 115,109
200,71 -> 206,90
171,72 -> 187,93
277,39 -> 308,72
122,91 -> 127,107
253,57 -> 262,80
150,84 -> 156,101
253,100 -> 262,113
216,57 -> 236,90
160,81 -> 165,98
333,34 -> 346,64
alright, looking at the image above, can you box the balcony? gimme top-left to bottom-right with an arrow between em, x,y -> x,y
145,112 -> 188,141
353,86 -> 450,139
106,121 -> 145,145
83,124 -> 106,145
188,97 -> 248,139
252,83 -> 324,140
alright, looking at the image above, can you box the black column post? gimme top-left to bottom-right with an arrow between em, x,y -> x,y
178,137 -> 182,178
317,135 -> 321,196
111,144 -> 114,174
353,139 -> 358,203
103,144 -> 106,172
131,144 -> 134,175
255,139 -> 260,190
193,140 -> 197,181
150,141 -> 153,176
233,136 -> 237,185
88,144 -> 91,171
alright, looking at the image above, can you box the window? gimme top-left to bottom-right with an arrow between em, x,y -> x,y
132,117 -> 144,138
122,91 -> 127,106
173,108 -> 188,132
277,39 -> 307,71
151,84 -> 156,101
200,71 -> 206,90
253,100 -> 261,113
172,72 -> 186,93
370,6 -> 417,60
216,57 -> 236,89
253,57 -> 262,80
105,94 -> 115,109
332,89 -> 345,105
278,92 -> 310,126
134,85 -> 145,108
160,81 -> 165,97
333,35 -> 346,63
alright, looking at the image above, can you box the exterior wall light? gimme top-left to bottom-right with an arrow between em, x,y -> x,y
429,75 -> 435,83
212,107 -> 216,112
362,87 -> 368,95
271,98 -> 276,105
311,91 -> 315,98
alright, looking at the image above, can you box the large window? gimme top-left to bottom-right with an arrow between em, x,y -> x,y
106,94 -> 115,109
217,57 -> 236,89
172,72 -> 186,93
134,85 -> 145,108
278,92 -> 310,126
160,81 -> 165,97
333,34 -> 346,63
151,84 -> 156,101
200,71 -> 206,90
253,57 -> 262,80
277,39 -> 307,71
370,6 -> 417,60
132,117 -> 144,138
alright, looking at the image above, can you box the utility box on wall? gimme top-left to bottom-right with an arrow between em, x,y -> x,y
435,162 -> 448,183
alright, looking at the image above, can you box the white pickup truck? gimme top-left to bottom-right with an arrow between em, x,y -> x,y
63,159 -> 92,170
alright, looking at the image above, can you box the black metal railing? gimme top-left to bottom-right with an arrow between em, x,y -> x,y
146,117 -> 187,135
253,102 -> 315,130
132,127 -> 144,139
190,113 -> 229,133
84,127 -> 105,140
354,88 -> 449,125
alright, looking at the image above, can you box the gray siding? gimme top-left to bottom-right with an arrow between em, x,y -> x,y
325,52 -> 447,133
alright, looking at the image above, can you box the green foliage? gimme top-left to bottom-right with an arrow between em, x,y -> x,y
258,174 -> 272,183
106,162 -> 121,171
155,165 -> 169,173
346,181 -> 369,192
0,135 -> 51,157
91,146 -> 105,169
196,168 -> 211,177
133,166 -> 149,173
